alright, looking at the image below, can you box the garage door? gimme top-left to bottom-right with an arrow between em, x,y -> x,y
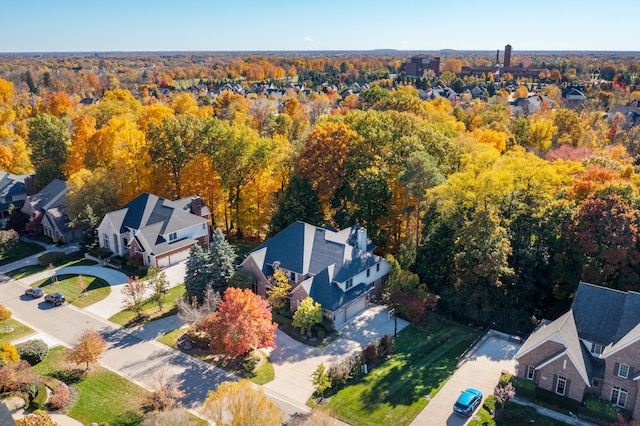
156,256 -> 170,268
345,296 -> 367,321
169,248 -> 190,265
334,308 -> 346,328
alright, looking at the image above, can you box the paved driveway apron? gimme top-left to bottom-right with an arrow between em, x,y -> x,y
411,331 -> 521,426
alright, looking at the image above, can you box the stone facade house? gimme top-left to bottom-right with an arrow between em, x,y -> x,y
97,193 -> 210,268
240,221 -> 389,328
515,282 -> 640,418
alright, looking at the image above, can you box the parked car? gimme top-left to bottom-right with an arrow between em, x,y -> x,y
453,388 -> 482,416
24,287 -> 44,298
44,292 -> 65,306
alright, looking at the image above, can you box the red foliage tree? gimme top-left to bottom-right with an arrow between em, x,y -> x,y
390,290 -> 427,323
200,287 -> 277,357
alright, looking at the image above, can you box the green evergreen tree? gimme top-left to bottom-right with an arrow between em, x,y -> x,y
268,175 -> 323,237
207,228 -> 236,293
184,244 -> 210,303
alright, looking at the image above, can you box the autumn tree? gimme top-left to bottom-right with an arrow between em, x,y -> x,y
65,115 -> 96,176
311,363 -> 332,400
266,269 -> 292,313
268,175 -> 323,237
122,276 -> 148,317
143,373 -> 186,412
64,168 -> 119,221
494,382 -> 516,410
203,379 -> 284,426
27,113 -> 69,190
0,341 -> 19,366
16,413 -> 60,426
292,297 -> 323,336
0,304 -> 12,332
200,287 -> 277,357
67,329 -> 107,370
147,268 -> 170,312
512,86 -> 529,99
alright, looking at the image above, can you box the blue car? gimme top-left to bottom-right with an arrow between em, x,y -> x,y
453,388 -> 482,416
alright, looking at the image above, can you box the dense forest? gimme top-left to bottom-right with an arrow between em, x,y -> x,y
2,50 -> 640,333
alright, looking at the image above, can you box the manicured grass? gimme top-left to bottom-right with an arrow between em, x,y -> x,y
0,318 -> 35,342
0,240 -> 45,265
109,285 -> 186,327
33,274 -> 111,308
322,317 -> 482,426
156,329 -> 274,384
32,346 -> 148,425
6,252 -> 97,279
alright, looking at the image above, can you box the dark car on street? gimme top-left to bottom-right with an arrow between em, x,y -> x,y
24,287 -> 44,298
44,292 -> 65,306
453,388 -> 482,416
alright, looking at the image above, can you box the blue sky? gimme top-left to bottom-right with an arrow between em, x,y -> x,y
1,0 -> 637,52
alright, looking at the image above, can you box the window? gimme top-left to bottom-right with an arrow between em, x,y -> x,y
376,263 -> 380,272
290,271 -> 296,281
202,223 -> 206,229
618,364 -> 629,379
366,268 -> 370,278
555,376 -> 567,396
526,366 -> 535,381
611,387 -> 628,408
102,233 -> 110,249
169,232 -> 177,241
346,278 -> 353,289
591,343 -> 603,355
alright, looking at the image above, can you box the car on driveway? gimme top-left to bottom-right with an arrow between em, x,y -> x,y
44,292 -> 65,306
453,388 -> 482,416
25,287 -> 44,298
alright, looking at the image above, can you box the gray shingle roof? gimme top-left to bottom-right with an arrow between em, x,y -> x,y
0,171 -> 27,199
246,221 -> 382,312
28,179 -> 68,212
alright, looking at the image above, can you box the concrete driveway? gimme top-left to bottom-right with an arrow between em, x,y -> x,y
263,305 -> 409,408
410,330 -> 522,426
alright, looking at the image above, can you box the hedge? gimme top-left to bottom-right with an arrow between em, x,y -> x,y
535,387 -> 581,413
500,403 -> 537,423
37,251 -> 65,266
31,382 -> 48,410
511,376 -> 536,400
16,339 -> 48,366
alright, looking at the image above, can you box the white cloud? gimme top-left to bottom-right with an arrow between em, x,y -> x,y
304,37 -> 314,43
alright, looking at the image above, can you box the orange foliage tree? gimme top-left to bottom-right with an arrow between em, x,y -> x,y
198,287 -> 277,357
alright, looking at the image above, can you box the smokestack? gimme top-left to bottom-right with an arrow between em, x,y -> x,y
496,49 -> 500,65
504,44 -> 512,68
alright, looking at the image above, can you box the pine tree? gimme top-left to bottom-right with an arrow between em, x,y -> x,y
184,244 -> 210,304
207,228 -> 235,293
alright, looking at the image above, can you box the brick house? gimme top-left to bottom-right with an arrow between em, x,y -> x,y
240,221 -> 389,328
22,179 -> 73,243
97,193 -> 210,268
515,282 -> 640,418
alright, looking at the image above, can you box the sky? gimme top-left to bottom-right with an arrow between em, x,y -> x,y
1,0 -> 638,53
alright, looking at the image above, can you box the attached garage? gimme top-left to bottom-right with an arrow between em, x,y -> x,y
345,296 -> 367,321
155,246 -> 191,268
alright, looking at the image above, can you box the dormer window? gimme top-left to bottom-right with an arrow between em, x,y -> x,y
591,343 -> 603,355
346,278 -> 353,290
169,232 -> 177,241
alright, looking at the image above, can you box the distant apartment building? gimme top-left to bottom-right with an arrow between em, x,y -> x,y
405,55 -> 440,77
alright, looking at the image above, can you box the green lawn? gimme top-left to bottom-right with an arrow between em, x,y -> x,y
0,240 -> 45,266
6,252 -> 96,279
109,285 -> 185,327
0,318 -> 35,342
33,274 -> 110,308
322,318 -> 482,426
32,346 -> 148,425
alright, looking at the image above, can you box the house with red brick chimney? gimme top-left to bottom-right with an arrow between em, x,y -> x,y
97,193 -> 210,268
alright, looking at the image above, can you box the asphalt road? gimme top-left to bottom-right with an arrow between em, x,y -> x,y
0,273 -> 306,419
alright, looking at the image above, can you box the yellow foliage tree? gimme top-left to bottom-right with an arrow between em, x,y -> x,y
470,128 -> 508,152
513,86 -> 529,99
203,379 -> 284,426
66,115 -> 96,176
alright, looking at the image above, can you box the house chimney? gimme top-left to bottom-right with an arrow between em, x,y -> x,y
357,227 -> 367,251
504,44 -> 512,69
191,196 -> 202,217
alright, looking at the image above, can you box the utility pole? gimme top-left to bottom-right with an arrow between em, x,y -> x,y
388,307 -> 397,337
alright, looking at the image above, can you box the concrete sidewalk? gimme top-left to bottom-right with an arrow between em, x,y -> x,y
0,240 -> 81,275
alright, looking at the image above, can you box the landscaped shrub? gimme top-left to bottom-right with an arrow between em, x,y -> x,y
578,394 -> 621,425
36,251 -> 65,266
362,343 -> 378,367
110,255 -> 128,265
31,382 -> 48,410
47,383 -> 69,409
500,403 -> 537,422
16,339 -> 48,366
127,253 -> 144,266
511,376 -> 536,399
320,317 -> 334,333
535,387 -> 581,412
483,394 -> 496,413
390,290 -> 426,323
380,334 -> 393,357
328,358 -> 354,387
316,327 -> 326,338
89,248 -> 112,259
0,341 -> 20,365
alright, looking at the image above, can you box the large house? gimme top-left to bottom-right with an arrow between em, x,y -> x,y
515,282 -> 640,419
240,221 -> 389,327
22,179 -> 72,243
0,171 -> 29,228
97,193 -> 210,268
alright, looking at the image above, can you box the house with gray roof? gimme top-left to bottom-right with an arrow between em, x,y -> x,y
97,193 -> 210,268
240,221 -> 389,328
0,171 -> 29,227
516,282 -> 640,419
22,178 -> 72,243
